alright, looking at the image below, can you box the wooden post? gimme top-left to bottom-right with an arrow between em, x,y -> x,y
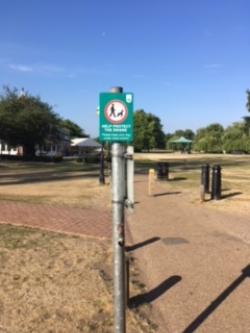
200,184 -> 205,202
148,168 -> 155,196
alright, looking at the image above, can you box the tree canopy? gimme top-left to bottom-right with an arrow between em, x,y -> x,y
133,110 -> 165,151
193,123 -> 224,153
0,87 -> 85,158
2,86 -> 250,158
60,119 -> 86,138
246,90 -> 250,112
222,122 -> 250,153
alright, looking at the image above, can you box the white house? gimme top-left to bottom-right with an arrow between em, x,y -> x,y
0,136 -> 100,158
0,140 -> 23,156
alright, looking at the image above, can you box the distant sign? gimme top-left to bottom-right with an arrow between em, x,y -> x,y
99,92 -> 133,142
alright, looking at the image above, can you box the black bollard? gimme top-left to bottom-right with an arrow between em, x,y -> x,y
201,164 -> 210,193
156,162 -> 163,179
157,162 -> 169,180
99,145 -> 105,185
163,162 -> 169,180
211,165 -> 221,200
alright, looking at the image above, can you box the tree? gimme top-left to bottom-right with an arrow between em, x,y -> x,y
243,90 -> 250,137
60,119 -> 86,138
165,133 -> 172,149
193,123 -> 224,153
133,110 -> 165,151
222,122 -> 250,153
182,129 -> 195,140
0,87 -> 61,158
246,90 -> 250,112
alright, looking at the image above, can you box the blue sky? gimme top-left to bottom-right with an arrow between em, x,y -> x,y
0,0 -> 249,136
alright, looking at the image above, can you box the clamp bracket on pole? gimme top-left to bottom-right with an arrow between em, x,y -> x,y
124,153 -> 133,160
125,199 -> 134,209
112,152 -> 125,159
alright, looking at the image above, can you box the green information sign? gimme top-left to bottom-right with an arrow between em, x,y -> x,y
99,92 -> 133,143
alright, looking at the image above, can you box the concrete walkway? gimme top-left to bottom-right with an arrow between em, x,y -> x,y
127,175 -> 250,333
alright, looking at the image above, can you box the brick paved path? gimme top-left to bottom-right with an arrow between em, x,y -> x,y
0,201 -> 112,239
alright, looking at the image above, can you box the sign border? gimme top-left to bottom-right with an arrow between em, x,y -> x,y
99,92 -> 133,143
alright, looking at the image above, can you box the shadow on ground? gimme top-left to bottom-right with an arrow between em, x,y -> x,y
126,237 -> 161,252
221,188 -> 231,192
168,177 -> 187,182
183,264 -> 250,333
128,275 -> 182,309
153,191 -> 181,197
221,192 -> 242,199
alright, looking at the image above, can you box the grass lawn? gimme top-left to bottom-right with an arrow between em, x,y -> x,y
0,224 -> 156,333
0,160 -> 110,209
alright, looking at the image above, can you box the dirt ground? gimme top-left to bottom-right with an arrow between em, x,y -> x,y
1,155 -> 250,214
134,152 -> 250,162
0,161 -> 110,209
0,225 -> 156,333
134,152 -> 250,216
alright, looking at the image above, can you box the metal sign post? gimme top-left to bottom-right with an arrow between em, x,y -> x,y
99,144 -> 105,184
126,146 -> 134,213
112,141 -> 126,332
99,86 -> 134,333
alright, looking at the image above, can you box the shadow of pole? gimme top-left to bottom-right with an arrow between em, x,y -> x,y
128,275 -> 182,308
153,191 -> 181,197
183,265 -> 250,333
125,237 -> 161,252
221,192 -> 242,199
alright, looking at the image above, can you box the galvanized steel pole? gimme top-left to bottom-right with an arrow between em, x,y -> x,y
111,87 -> 126,333
126,145 -> 134,213
99,144 -> 105,184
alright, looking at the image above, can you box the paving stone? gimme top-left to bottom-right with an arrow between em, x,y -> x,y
0,201 -> 112,239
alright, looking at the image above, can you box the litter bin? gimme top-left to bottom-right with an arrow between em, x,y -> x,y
157,162 -> 169,180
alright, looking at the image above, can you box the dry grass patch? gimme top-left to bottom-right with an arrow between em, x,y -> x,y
0,161 -> 111,209
134,152 -> 250,163
0,178 -> 111,209
0,225 -> 156,333
135,153 -> 250,216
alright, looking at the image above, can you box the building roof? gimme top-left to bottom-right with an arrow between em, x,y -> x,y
171,136 -> 192,144
71,138 -> 101,148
